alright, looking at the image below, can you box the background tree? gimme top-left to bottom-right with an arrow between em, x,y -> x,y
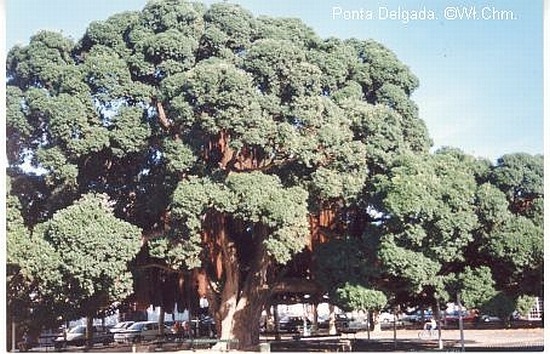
6,189 -> 141,347
481,292 -> 516,326
368,148 -> 479,310
6,177 -> 64,346
6,1 -> 431,348
34,194 -> 142,326
334,283 -> 387,336
456,266 -> 497,310
462,153 -> 543,324
475,153 -> 544,297
515,295 -> 536,318
339,149 -> 543,319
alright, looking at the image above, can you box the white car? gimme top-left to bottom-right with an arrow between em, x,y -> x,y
54,325 -> 112,349
109,321 -> 135,333
378,312 -> 405,325
378,312 -> 396,323
113,321 -> 171,343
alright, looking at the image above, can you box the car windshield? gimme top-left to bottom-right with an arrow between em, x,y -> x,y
69,326 -> 86,334
113,322 -> 131,329
127,323 -> 146,331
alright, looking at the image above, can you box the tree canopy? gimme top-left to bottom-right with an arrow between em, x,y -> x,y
6,0 -> 542,349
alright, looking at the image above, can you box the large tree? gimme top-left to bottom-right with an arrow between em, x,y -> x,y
6,1 -> 430,348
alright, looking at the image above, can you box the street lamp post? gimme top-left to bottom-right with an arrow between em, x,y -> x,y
11,318 -> 16,352
436,301 -> 443,350
457,293 -> 465,352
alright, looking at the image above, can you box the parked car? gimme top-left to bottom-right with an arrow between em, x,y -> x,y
54,325 -> 113,349
317,313 -> 350,331
402,309 -> 434,324
109,321 -> 135,334
279,316 -> 311,333
480,314 -> 502,323
379,312 -> 400,324
335,313 -> 350,331
189,316 -> 216,338
113,321 -> 171,344
347,316 -> 369,331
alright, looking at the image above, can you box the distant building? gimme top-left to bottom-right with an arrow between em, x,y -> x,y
527,297 -> 543,320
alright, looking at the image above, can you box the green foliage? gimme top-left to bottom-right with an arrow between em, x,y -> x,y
515,295 -> 536,317
35,147 -> 78,188
37,193 -> 142,316
203,2 -> 256,51
378,237 -> 441,292
370,148 -> 543,310
168,172 -> 310,266
335,283 -> 387,313
6,30 -> 74,89
481,292 -> 516,322
314,238 -> 370,291
485,216 -> 542,269
255,16 -> 319,47
489,153 -> 544,201
162,138 -> 197,174
109,106 -> 151,157
457,266 -> 497,309
7,188 -> 142,325
370,149 -> 487,306
475,183 -> 510,226
375,150 -> 478,263
472,153 -> 543,297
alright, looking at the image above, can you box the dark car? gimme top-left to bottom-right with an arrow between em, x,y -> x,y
317,313 -> 350,331
279,316 -> 311,333
335,313 -> 350,331
189,316 -> 217,338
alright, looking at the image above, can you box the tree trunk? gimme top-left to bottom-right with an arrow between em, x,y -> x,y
274,304 -> 281,340
85,316 -> 93,349
373,311 -> 381,332
366,310 -> 371,340
312,303 -> 319,334
328,304 -> 337,335
158,306 -> 165,339
213,220 -> 272,350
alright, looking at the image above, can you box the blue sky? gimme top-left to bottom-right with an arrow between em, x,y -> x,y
5,0 -> 545,161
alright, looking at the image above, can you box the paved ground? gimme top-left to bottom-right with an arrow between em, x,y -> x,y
263,328 -> 544,352
342,328 -> 544,351
25,328 -> 544,352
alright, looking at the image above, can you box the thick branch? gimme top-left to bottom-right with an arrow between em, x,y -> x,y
153,98 -> 171,131
136,263 -> 184,274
